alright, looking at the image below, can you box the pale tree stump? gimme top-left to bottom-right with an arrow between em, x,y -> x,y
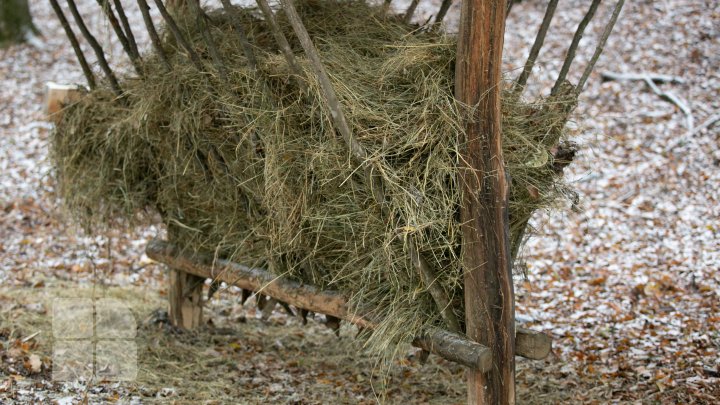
45,82 -> 85,123
168,269 -> 205,330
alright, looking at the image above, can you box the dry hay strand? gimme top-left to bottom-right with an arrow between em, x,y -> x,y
51,0 -> 579,360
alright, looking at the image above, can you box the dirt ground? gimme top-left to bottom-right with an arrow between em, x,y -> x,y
1,0 -> 718,403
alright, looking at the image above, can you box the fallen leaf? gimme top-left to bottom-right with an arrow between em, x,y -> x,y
27,354 -> 42,373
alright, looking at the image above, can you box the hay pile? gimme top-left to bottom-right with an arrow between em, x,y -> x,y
51,0 -> 577,356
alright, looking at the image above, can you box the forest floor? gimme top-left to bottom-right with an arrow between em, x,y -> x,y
1,0 -> 718,403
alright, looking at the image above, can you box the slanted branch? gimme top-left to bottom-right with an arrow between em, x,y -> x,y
146,239 -> 551,369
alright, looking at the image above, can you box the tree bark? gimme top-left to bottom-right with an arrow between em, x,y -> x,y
0,0 -> 37,47
455,0 -> 514,404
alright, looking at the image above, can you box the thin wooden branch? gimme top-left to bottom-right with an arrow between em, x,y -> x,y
219,0 -> 258,69
255,0 -> 305,80
95,0 -> 143,75
112,0 -> 140,59
577,0 -> 625,91
48,0 -> 96,89
514,0 -> 559,93
188,1 -> 228,81
456,0 -> 514,402
279,0 -> 366,161
600,71 -> 685,85
136,0 -> 171,70
551,0 -> 601,96
152,0 -> 204,71
65,0 -> 122,96
403,0 -> 420,24
145,239 -> 552,367
408,236 -> 461,333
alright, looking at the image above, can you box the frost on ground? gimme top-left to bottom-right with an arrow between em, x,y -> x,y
1,0 -> 718,403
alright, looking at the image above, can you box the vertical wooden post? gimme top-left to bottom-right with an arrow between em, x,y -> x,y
455,1 -> 514,404
168,269 -> 205,329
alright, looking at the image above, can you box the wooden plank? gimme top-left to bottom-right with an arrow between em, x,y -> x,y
455,0 -> 514,404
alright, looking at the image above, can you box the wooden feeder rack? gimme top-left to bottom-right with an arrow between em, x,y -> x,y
47,0 -> 625,402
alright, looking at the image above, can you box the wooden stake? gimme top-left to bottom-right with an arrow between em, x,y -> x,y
152,0 -> 204,71
65,0 -> 122,96
403,0 -> 420,24
136,0 -> 171,70
577,0 -> 625,91
255,0 -> 305,81
168,269 -> 205,329
112,0 -> 140,59
456,0 -> 514,403
95,0 -> 143,75
48,0 -> 96,89
551,0 -> 601,95
435,0 -> 453,23
188,0 -> 228,81
45,82 -> 85,123
219,0 -> 258,69
514,0 -> 558,93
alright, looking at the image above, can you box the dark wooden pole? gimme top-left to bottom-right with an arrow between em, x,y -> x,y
455,0 -> 514,404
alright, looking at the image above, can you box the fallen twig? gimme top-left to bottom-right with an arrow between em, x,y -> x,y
643,76 -> 694,134
601,71 -> 685,85
668,112 -> 720,150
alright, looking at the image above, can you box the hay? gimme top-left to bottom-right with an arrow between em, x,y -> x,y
51,0 -> 577,358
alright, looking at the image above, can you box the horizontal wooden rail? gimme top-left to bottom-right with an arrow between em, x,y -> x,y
146,239 -> 551,368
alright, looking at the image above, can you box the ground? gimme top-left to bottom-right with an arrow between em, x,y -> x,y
1,0 -> 718,403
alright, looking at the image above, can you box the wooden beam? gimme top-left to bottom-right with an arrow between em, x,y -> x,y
146,239 -> 372,329
455,0 -> 514,404
146,239 -> 551,366
413,328 -> 492,371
